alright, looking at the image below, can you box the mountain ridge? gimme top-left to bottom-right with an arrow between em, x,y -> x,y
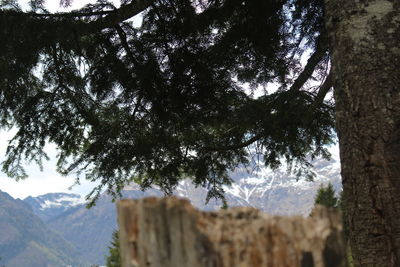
0,190 -> 86,267
24,193 -> 85,222
21,155 -> 341,265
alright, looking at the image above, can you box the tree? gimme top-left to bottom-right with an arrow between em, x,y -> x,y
106,230 -> 121,267
325,0 -> 400,265
0,0 -> 398,265
0,0 -> 334,204
314,182 -> 338,208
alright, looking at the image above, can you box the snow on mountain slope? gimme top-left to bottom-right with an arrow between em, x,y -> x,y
24,193 -> 85,222
0,191 -> 85,267
24,151 -> 342,265
170,153 -> 342,215
123,151 -> 342,215
26,149 -> 342,220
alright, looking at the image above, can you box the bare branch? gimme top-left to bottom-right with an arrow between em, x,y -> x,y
311,72 -> 333,110
115,24 -> 139,65
3,0 -> 155,36
85,0 -> 156,33
27,10 -> 113,18
289,37 -> 328,92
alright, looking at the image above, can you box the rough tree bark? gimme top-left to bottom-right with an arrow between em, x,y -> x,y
117,197 -> 346,267
325,0 -> 400,265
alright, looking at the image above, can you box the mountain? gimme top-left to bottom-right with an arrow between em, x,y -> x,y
213,155 -> 342,215
24,154 -> 341,265
40,188 -> 163,265
0,190 -> 86,267
45,194 -> 119,266
0,158 -> 341,267
24,193 -> 85,222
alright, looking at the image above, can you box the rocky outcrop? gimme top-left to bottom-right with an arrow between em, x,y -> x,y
117,197 -> 346,267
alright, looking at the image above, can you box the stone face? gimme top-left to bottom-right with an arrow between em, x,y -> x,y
117,197 -> 346,267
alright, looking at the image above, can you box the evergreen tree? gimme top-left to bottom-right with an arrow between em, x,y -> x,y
0,0 -> 399,264
0,0 -> 334,205
314,183 -> 338,208
106,230 -> 121,267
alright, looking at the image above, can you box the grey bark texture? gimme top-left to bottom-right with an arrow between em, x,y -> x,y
117,197 -> 345,267
325,0 -> 400,265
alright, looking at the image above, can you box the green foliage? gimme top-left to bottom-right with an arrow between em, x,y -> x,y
106,230 -> 121,267
314,182 -> 338,208
0,0 -> 334,204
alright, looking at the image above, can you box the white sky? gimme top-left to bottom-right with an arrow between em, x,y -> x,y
18,0 -> 98,12
0,129 -> 99,199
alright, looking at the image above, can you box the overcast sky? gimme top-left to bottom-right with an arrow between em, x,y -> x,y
0,129 -> 99,199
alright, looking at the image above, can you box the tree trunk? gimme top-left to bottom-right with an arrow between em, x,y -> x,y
117,197 -> 346,267
325,0 -> 400,265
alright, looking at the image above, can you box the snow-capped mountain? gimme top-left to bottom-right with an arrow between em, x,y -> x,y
0,190 -> 85,267
22,150 -> 342,265
123,151 -> 342,216
23,193 -> 85,222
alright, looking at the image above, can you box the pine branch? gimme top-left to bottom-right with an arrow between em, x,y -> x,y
202,133 -> 264,152
202,40 -> 330,153
200,72 -> 333,154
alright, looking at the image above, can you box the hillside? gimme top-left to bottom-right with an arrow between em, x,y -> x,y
24,193 -> 85,222
0,191 -> 86,267
25,154 -> 341,265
